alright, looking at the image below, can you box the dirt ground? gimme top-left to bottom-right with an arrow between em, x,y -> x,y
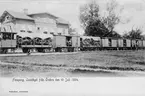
0,50 -> 145,77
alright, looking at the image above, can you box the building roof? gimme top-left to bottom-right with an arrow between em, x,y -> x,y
56,18 -> 69,25
29,12 -> 69,25
28,12 -> 58,18
0,10 -> 34,21
0,10 -> 69,25
7,10 -> 34,20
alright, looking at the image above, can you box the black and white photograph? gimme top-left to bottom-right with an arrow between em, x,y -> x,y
0,0 -> 145,96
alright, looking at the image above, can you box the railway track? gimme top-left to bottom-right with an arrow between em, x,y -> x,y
0,52 -> 79,57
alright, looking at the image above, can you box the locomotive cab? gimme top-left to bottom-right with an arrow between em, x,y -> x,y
0,32 -> 17,53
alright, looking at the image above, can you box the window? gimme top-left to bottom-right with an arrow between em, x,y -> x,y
3,33 -> 12,40
27,25 -> 33,33
14,34 -> 17,39
6,16 -> 9,20
58,33 -> 61,35
37,27 -> 40,30
4,27 -> 6,32
43,31 -> 48,34
20,25 -> 26,32
20,30 -> 25,32
27,31 -> 32,33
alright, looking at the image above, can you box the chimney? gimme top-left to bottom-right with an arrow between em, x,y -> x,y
23,9 -> 28,14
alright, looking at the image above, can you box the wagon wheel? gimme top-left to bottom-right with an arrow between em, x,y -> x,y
16,35 -> 23,44
0,48 -> 8,54
36,48 -> 44,52
22,48 -> 29,53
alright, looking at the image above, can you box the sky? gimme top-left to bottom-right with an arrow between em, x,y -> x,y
0,0 -> 145,35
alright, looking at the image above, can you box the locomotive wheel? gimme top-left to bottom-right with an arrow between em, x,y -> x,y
43,48 -> 51,53
68,48 -> 74,52
55,48 -> 62,52
63,48 -> 68,52
36,48 -> 44,53
0,49 -> 8,54
22,48 -> 29,53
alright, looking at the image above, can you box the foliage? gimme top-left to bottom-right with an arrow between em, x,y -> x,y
84,19 -> 108,36
123,28 -> 143,39
79,0 -> 100,29
79,0 -> 108,36
102,0 -> 123,32
79,0 -> 123,37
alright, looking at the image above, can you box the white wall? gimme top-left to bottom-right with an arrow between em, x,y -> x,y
30,14 -> 57,34
57,24 -> 69,35
15,19 -> 36,33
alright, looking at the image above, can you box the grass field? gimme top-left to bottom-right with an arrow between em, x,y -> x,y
0,50 -> 145,77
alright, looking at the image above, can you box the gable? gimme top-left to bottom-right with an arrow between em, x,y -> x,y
0,10 -> 34,23
0,11 -> 14,23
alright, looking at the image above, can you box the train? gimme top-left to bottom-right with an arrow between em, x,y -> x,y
0,31 -> 145,54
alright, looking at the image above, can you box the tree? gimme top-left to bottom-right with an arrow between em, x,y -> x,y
123,27 -> 143,39
84,20 -> 108,36
102,0 -> 123,33
122,32 -> 130,39
79,0 -> 108,36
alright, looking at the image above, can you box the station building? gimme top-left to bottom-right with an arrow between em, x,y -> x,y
0,10 -> 70,39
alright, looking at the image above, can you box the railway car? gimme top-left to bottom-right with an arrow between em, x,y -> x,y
72,35 -> 80,51
80,36 -> 101,51
118,39 -> 123,49
53,35 -> 80,52
131,39 -> 136,49
102,38 -> 109,49
17,33 -> 53,53
0,31 -> 17,53
130,39 -> 143,50
111,38 -> 118,50
122,39 -> 131,50
101,37 -> 118,50
138,39 -> 143,49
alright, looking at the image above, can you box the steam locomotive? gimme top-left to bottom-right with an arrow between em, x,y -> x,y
0,31 -> 144,54
0,31 -> 80,53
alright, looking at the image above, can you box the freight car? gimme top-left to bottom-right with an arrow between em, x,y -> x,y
52,35 -> 80,52
80,36 -> 101,51
101,37 -> 119,50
